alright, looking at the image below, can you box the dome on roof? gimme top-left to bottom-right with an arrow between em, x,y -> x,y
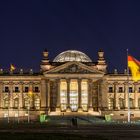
53,50 -> 92,62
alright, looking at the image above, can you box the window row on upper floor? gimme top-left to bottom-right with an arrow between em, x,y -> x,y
3,86 -> 40,93
108,86 -> 139,93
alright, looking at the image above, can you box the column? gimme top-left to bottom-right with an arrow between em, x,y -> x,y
114,82 -> 119,110
0,82 -> 3,108
19,82 -> 23,108
46,80 -> 50,110
124,83 -> 128,109
41,80 -> 47,112
134,83 -> 138,109
29,83 -> 33,108
9,82 -> 13,108
88,79 -> 92,110
78,79 -> 81,110
66,79 -> 70,109
56,79 -> 60,110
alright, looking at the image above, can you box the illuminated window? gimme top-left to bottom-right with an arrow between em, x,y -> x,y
14,98 -> 19,108
3,99 -> 9,108
34,98 -> 40,110
24,99 -> 29,109
119,98 -> 124,109
108,98 -> 114,110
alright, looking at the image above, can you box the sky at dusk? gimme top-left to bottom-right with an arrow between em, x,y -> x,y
0,0 -> 140,72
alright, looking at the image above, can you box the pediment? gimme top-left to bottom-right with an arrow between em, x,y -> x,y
44,62 -> 104,75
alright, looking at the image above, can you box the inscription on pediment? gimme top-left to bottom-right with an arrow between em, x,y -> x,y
56,64 -> 93,74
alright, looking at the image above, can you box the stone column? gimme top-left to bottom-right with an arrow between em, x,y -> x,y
46,80 -> 50,111
19,82 -> 23,108
88,79 -> 93,111
124,83 -> 128,109
0,82 -> 3,108
78,79 -> 82,110
29,83 -> 33,108
66,79 -> 70,110
56,79 -> 60,111
114,82 -> 119,110
134,83 -> 138,109
40,80 -> 47,112
17,82 -> 23,109
100,80 -> 108,110
9,82 -> 13,108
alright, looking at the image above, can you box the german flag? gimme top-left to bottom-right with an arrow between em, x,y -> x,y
10,64 -> 16,72
128,55 -> 140,81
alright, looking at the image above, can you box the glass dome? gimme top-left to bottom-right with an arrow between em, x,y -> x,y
53,50 -> 92,62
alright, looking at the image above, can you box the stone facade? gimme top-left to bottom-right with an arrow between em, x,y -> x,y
0,49 -> 139,120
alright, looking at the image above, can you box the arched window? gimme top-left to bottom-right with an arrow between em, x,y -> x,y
119,98 -> 125,109
108,98 -> 114,110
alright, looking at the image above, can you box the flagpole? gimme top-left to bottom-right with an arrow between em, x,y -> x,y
127,49 -> 131,123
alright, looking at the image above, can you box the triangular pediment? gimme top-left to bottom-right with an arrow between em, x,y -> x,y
44,61 -> 104,75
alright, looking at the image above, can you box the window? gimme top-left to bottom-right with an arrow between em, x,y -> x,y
108,98 -> 114,110
34,87 -> 39,92
24,87 -> 29,92
4,99 -> 9,108
34,98 -> 40,110
5,86 -> 9,92
129,87 -> 133,93
108,87 -> 113,93
14,98 -> 19,108
24,99 -> 29,109
15,87 -> 19,92
119,98 -> 125,109
118,87 -> 123,93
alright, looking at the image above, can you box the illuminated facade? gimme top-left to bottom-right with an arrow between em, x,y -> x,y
0,49 -> 140,120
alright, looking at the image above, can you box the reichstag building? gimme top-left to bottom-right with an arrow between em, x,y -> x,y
0,49 -> 140,120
